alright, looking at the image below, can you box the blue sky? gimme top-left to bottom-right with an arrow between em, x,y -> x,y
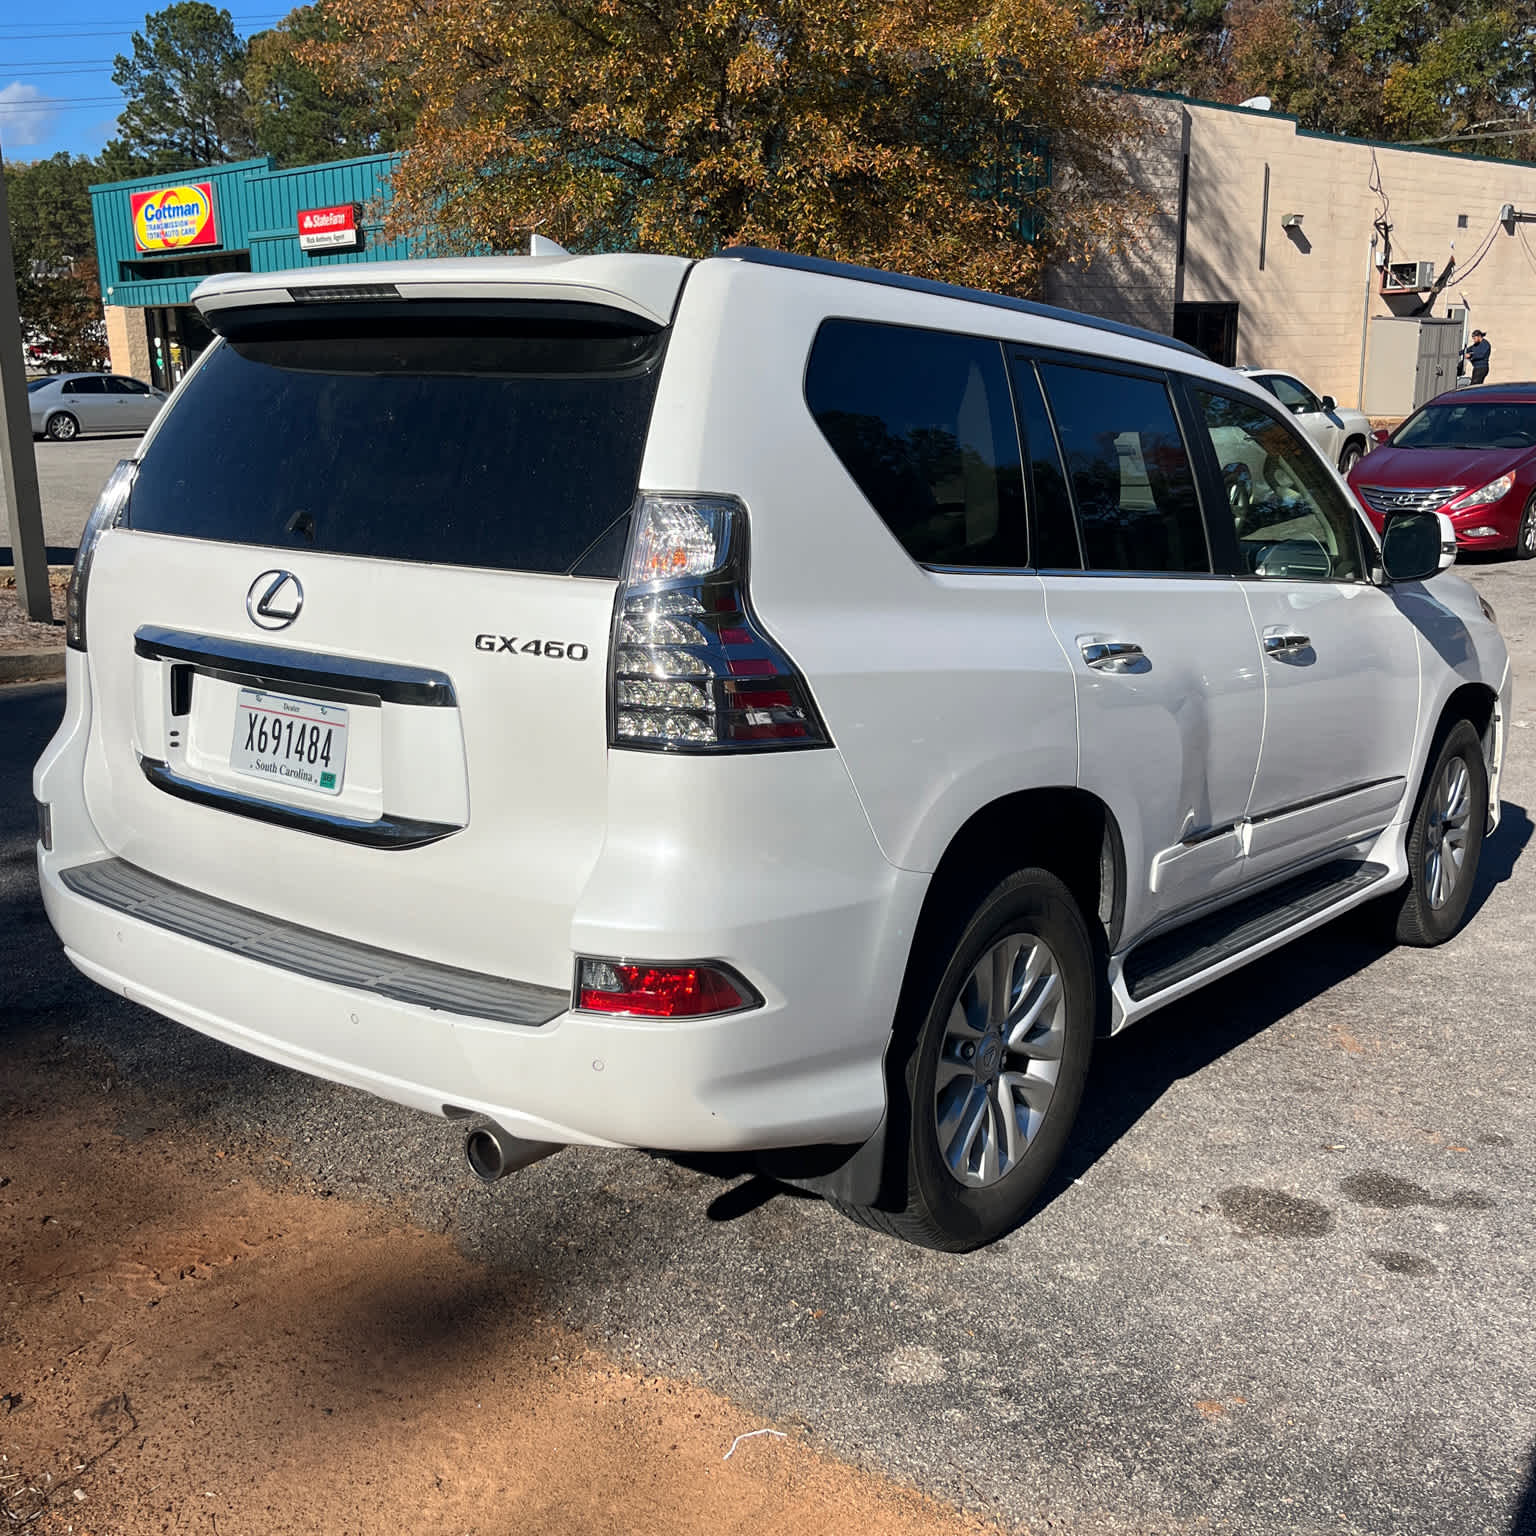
0,8 -> 288,165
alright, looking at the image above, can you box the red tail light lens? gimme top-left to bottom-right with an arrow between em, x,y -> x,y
610,494 -> 829,752
576,958 -> 761,1018
1370,428 -> 1391,446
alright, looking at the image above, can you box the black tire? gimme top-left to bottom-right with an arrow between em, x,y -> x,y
1339,440 -> 1365,476
1380,719 -> 1488,946
1515,495 -> 1536,560
45,411 -> 79,442
830,868 -> 1096,1251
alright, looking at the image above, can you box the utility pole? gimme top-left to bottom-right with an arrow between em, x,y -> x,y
0,133 -> 51,623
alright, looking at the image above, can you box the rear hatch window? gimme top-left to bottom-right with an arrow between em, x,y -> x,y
128,308 -> 665,577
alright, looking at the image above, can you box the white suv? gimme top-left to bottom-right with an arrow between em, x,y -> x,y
35,248 -> 1510,1250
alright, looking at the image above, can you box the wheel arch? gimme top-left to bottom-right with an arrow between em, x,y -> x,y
904,786 -> 1124,1030
773,785 -> 1123,1211
1435,680 -> 1501,793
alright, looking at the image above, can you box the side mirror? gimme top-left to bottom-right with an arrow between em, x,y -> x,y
1320,395 -> 1337,412
1381,510 -> 1457,582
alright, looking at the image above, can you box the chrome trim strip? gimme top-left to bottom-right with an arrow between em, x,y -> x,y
1180,821 -> 1240,847
134,626 -> 456,708
139,756 -> 461,850
1248,776 -> 1404,825
59,857 -> 566,1027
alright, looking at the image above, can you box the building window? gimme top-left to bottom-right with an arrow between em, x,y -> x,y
1173,301 -> 1240,367
117,250 -> 251,284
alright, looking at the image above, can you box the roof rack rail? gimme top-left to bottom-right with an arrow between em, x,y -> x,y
714,247 -> 1204,359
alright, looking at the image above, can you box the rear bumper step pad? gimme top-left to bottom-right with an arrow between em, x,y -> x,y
1123,859 -> 1390,1001
59,857 -> 568,1028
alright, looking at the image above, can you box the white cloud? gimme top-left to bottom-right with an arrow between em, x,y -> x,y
0,83 -> 58,149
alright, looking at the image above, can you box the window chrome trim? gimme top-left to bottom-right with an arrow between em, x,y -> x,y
134,625 -> 456,707
139,755 -> 461,850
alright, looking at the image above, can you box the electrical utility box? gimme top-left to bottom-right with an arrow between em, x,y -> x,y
1364,317 -> 1466,417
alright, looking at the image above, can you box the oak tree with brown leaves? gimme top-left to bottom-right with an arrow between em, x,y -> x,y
306,0 -> 1150,293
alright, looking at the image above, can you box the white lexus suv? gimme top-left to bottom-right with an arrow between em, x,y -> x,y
35,248 -> 1510,1250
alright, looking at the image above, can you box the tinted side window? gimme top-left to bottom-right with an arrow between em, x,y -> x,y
64,377 -> 105,395
1037,364 -> 1209,573
806,320 -> 1026,568
1009,359 -> 1080,568
1196,389 -> 1365,582
107,376 -> 149,394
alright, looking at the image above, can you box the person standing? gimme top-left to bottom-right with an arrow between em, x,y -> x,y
1465,330 -> 1492,385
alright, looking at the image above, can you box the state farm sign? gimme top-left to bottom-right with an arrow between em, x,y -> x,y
297,204 -> 362,252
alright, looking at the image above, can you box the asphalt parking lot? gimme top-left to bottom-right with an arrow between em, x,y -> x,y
0,436 -> 131,553
2,559 -> 1533,1535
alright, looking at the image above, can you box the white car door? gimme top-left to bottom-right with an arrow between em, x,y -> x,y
1189,385 -> 1419,885
1018,355 -> 1264,944
1268,374 -> 1344,466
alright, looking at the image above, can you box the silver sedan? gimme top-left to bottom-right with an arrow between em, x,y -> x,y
28,373 -> 168,442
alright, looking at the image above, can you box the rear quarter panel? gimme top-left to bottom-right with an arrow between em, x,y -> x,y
644,260 -> 1085,872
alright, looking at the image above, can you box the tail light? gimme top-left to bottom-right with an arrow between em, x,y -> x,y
1370,428 -> 1391,446
66,459 -> 136,651
609,494 -> 829,752
575,957 -> 761,1018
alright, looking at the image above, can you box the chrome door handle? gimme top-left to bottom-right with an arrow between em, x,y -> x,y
1080,639 -> 1146,671
1263,626 -> 1311,655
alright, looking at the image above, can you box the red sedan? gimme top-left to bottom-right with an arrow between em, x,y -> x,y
1349,383 -> 1536,558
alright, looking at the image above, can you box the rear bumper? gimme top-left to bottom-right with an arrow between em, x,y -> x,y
36,656 -> 918,1152
38,848 -> 913,1150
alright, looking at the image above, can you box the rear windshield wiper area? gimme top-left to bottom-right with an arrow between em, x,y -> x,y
129,304 -> 668,577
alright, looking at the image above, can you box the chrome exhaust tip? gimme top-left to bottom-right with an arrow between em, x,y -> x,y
464,1122 -> 563,1183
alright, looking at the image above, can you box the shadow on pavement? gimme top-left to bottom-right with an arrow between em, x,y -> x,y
1513,1444 -> 1536,1536
1038,797 -> 1530,1214
1466,800 -> 1532,922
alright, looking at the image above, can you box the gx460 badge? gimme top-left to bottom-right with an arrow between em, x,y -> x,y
475,634 -> 590,661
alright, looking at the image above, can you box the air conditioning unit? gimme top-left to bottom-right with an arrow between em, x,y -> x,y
1381,260 -> 1438,294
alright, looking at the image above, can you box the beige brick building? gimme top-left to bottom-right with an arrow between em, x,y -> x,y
1047,93 -> 1536,410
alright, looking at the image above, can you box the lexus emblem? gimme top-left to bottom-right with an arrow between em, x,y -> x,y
246,570 -> 304,630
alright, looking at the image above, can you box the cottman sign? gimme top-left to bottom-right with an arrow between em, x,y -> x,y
298,204 -> 363,252
131,183 -> 219,252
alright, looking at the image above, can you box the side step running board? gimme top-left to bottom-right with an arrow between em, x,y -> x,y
1123,859 -> 1390,1001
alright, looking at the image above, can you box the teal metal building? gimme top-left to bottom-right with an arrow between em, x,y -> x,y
90,151 -> 416,389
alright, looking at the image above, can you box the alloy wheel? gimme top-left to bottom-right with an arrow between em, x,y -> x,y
1424,755 -> 1472,911
933,933 -> 1066,1188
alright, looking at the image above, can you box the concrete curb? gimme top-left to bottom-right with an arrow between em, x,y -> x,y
0,650 -> 65,683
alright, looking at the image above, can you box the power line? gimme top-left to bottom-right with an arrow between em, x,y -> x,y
0,27 -> 281,40
0,14 -> 285,28
0,102 -> 126,115
1403,123 -> 1536,147
0,95 -> 125,110
0,66 -> 125,76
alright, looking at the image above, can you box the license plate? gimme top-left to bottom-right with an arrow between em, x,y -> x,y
230,687 -> 349,796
